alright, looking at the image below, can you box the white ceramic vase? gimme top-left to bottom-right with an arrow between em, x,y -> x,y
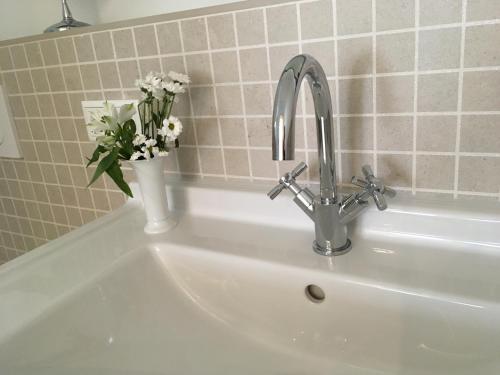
129,156 -> 176,234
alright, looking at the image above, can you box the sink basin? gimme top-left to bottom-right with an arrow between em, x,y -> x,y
1,179 -> 499,374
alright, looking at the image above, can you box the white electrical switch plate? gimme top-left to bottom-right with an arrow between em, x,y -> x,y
81,100 -> 140,141
0,85 -> 22,158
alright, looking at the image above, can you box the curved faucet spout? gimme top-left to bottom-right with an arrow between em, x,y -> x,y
271,54 -> 337,201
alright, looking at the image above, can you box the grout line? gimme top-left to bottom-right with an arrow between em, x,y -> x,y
204,16 -> 228,179
372,0 -> 378,176
453,0 -> 468,199
177,20 -> 203,177
332,0 -> 342,185
412,0 -> 420,195
232,12 -> 255,182
262,6 -> 280,180
296,2 -> 311,182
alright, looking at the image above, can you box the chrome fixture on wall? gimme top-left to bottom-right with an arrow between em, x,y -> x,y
268,54 -> 396,256
44,0 -> 90,33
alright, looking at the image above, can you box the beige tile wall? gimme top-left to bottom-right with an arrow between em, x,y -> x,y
1,0 -> 500,263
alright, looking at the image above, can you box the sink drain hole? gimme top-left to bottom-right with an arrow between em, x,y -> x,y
305,284 -> 325,303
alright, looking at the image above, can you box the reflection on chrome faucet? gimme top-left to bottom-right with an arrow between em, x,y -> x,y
268,54 -> 396,256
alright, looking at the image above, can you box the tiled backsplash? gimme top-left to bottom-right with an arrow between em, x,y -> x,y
1,0 -> 500,262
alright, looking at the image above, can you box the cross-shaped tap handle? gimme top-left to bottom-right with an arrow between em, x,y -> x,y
268,162 -> 308,200
351,165 -> 396,210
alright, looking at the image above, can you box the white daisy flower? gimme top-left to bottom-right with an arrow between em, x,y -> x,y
167,71 -> 190,84
158,150 -> 169,157
160,116 -> 183,141
133,134 -> 147,146
163,81 -> 185,94
145,138 -> 157,148
130,151 -> 143,161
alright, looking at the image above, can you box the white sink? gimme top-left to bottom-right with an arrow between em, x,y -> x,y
1,180 -> 500,374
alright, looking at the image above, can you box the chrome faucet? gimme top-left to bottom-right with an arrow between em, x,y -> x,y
268,55 -> 396,256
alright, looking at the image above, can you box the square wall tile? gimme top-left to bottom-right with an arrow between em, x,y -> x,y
269,44 -> 300,80
416,155 -> 455,189
341,153 -> 374,183
460,115 -> 500,153
195,118 -> 220,146
458,156 -> 500,193
138,58 -> 161,78
181,18 -> 208,52
16,70 -> 34,93
465,24 -> 500,68
247,117 -> 272,148
462,71 -> 500,111
224,149 -> 250,176
339,78 -> 373,114
0,47 -> 13,70
266,5 -> 298,43
112,29 -> 136,58
338,37 -> 372,75
250,149 -> 275,178
337,0 -> 372,35
236,9 -> 265,46
243,84 -> 271,115
207,14 -> 235,49
31,69 -> 50,92
46,67 -> 65,92
420,0 -> 462,26
300,0 -> 333,40
25,42 -> 44,67
199,148 -> 224,175
99,63 -> 121,89
418,73 -> 458,112
2,72 -> 19,94
177,147 -> 200,174
467,0 -> 500,21
377,154 -> 412,187
74,35 -> 95,62
118,60 -> 139,88
302,41 -> 335,77
377,75 -> 414,113
377,116 -> 413,151
376,32 -> 415,73
40,40 -> 60,66
92,32 -> 115,60
80,64 -> 101,91
416,115 -> 457,152
62,65 -> 82,91
340,117 -> 373,150
10,45 -> 28,68
156,22 -> 182,54
220,118 -> 246,146
134,26 -> 159,56
377,0 -> 414,31
212,51 -> 239,83
185,53 -> 213,84
161,56 -> 185,75
216,86 -> 243,115
190,87 -> 216,116
239,47 -> 269,81
419,28 -> 461,70
56,37 -> 77,64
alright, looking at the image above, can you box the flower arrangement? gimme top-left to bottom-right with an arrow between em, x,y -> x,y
86,71 -> 190,197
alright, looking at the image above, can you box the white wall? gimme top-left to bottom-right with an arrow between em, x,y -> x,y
0,0 -> 98,41
0,0 -> 243,42
96,0 -> 242,24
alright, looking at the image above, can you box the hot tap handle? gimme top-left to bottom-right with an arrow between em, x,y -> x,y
352,164 -> 396,211
268,183 -> 286,200
290,161 -> 307,179
267,162 -> 308,200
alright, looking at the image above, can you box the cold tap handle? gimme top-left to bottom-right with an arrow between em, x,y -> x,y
267,162 -> 308,200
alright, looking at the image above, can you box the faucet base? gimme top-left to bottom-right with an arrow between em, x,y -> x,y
313,239 -> 351,256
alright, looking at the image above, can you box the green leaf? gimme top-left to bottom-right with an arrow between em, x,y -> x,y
106,161 -> 133,197
87,148 -> 118,187
86,145 -> 107,167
